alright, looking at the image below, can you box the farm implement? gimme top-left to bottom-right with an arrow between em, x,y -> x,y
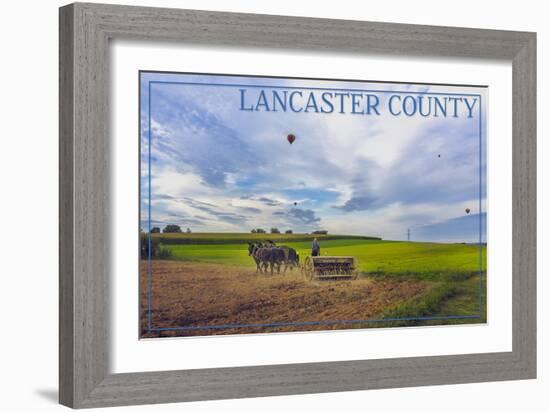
301,256 -> 358,281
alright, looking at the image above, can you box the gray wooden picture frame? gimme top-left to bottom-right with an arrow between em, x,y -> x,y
59,2 -> 536,408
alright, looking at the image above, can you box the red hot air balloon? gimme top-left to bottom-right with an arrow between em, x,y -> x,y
287,134 -> 296,144
465,208 -> 471,214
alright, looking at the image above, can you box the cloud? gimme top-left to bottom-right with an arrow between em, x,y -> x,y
333,117 -> 482,213
140,72 -> 486,240
335,195 -> 379,212
286,208 -> 321,225
257,197 -> 282,207
239,195 -> 283,207
209,212 -> 248,225
236,206 -> 262,214
414,212 -> 486,243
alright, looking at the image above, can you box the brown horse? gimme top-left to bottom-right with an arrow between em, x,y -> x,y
247,241 -> 263,273
247,241 -> 299,274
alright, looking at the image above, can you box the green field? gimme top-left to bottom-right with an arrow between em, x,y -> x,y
149,233 -> 486,326
152,232 -> 380,244
155,234 -> 484,276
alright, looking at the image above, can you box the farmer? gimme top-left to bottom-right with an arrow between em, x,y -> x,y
311,238 -> 320,256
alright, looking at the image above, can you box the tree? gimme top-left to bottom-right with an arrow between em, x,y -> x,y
285,229 -> 293,234
163,224 -> 182,233
256,228 -> 266,234
140,233 -> 172,260
251,229 -> 257,233
150,227 -> 160,234
270,227 -> 280,234
186,227 -> 192,234
312,230 -> 328,235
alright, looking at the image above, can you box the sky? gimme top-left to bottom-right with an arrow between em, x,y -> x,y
140,72 -> 486,243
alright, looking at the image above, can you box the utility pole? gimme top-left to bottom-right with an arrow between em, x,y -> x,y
407,228 -> 411,242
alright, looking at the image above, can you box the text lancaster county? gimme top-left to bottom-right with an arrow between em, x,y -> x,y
239,88 -> 479,118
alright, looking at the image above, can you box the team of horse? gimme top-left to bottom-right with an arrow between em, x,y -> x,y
247,240 -> 300,274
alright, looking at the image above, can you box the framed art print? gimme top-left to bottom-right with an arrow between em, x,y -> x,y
59,3 -> 536,408
139,71 -> 487,338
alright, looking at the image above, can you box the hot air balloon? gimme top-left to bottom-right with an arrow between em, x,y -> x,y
465,208 -> 471,214
293,202 -> 297,206
287,134 -> 296,144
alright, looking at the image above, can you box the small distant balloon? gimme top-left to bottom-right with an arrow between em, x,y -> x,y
287,134 -> 296,144
437,154 -> 441,158
465,208 -> 471,214
293,202 -> 297,206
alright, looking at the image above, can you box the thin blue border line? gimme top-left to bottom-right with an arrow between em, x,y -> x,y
151,315 -> 482,332
144,79 -> 485,332
149,80 -> 482,98
479,96 -> 484,316
147,81 -> 153,331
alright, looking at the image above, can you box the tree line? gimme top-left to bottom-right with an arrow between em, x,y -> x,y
251,228 -> 328,235
251,228 -> 293,234
147,225 -> 191,234
145,225 -> 328,235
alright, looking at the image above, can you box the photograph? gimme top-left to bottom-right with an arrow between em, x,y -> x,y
3,0 -> 543,410
139,71 -> 487,338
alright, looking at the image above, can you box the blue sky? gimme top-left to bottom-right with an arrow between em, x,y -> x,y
140,72 -> 486,243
